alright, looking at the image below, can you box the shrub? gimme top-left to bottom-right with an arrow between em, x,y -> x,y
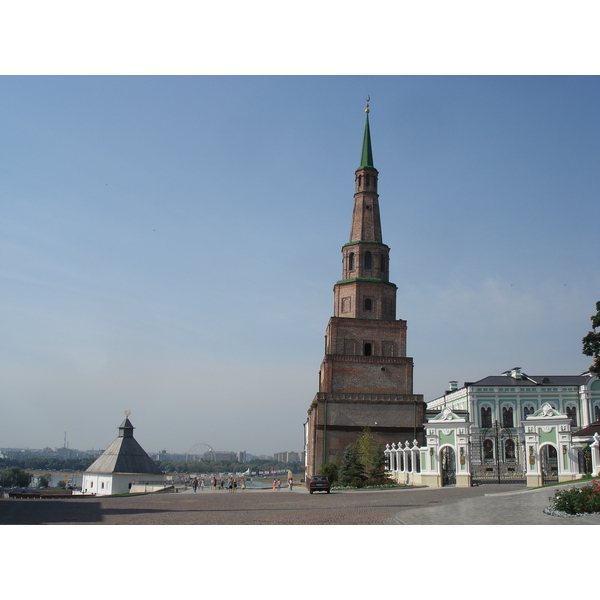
319,462 -> 339,485
550,481 -> 600,515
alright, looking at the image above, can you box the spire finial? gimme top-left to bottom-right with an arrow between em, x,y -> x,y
359,99 -> 374,169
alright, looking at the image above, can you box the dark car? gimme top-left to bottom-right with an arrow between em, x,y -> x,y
309,475 -> 331,494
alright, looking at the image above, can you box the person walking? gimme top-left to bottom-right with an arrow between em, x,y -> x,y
192,477 -> 198,493
200,477 -> 205,491
276,479 -> 281,491
288,477 -> 293,491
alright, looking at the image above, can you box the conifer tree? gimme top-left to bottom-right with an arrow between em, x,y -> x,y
367,448 -> 390,484
338,444 -> 365,487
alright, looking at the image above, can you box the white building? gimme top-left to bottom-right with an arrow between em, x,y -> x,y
384,368 -> 600,487
80,414 -> 165,496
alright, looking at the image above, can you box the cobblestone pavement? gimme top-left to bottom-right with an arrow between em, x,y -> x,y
2,483 -> 599,525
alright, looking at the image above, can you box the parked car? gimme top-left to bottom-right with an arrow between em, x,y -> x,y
309,475 -> 331,494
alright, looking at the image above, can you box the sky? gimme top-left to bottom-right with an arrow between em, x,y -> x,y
2,75 -> 599,457
2,2 -> 600,461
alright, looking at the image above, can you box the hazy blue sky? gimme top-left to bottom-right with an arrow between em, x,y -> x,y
2,75 -> 599,456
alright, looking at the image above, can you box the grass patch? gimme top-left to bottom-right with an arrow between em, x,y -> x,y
332,483 -> 419,491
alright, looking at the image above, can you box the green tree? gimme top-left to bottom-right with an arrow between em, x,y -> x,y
366,447 -> 391,484
319,462 -> 339,485
38,474 -> 52,488
356,427 -> 379,472
355,427 -> 392,485
582,301 -> 600,375
338,445 -> 365,487
0,466 -> 32,488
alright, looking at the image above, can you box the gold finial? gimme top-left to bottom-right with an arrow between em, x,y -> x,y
124,409 -> 131,418
365,95 -> 370,114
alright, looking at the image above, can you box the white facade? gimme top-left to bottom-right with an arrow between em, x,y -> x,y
427,369 -> 600,432
81,472 -> 166,496
384,369 -> 600,488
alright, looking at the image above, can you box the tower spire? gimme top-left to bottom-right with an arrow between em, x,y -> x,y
359,97 -> 374,169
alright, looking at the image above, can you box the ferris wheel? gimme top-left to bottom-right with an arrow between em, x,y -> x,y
187,443 -> 216,462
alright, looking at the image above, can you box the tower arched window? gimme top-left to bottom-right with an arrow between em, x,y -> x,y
349,253 -> 355,271
364,251 -> 372,270
364,342 -> 372,356
364,298 -> 372,311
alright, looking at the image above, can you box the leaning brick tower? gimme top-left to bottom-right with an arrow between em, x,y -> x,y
305,101 -> 425,479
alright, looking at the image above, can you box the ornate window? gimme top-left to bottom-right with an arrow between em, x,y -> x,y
504,439 -> 516,462
483,439 -> 494,461
502,406 -> 514,428
480,406 -> 492,428
523,404 -> 535,420
566,406 -> 578,427
595,405 -> 600,421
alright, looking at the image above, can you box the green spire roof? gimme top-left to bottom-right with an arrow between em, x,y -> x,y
359,111 -> 374,169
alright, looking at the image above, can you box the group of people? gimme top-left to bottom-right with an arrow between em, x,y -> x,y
191,475 -> 295,493
191,476 -> 205,492
272,478 -> 294,491
192,475 -> 246,492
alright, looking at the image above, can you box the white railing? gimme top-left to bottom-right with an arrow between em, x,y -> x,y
384,440 -> 421,485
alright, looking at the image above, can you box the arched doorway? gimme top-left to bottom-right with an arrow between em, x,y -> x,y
541,444 -> 558,484
440,446 -> 456,486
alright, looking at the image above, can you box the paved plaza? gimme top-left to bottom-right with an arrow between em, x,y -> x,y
2,481 -> 600,525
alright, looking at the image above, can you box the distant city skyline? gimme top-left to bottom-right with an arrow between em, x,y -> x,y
2,76 -> 600,456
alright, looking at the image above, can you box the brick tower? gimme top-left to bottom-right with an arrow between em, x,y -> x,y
305,102 -> 425,479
